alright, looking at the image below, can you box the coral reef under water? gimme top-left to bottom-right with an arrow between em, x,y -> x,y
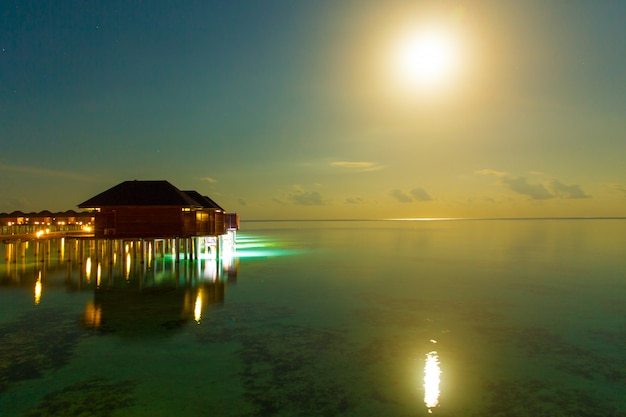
194,302 -> 378,417
0,308 -> 87,393
22,378 -> 137,417
471,378 -> 621,417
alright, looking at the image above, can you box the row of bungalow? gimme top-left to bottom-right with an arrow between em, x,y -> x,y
0,210 -> 94,235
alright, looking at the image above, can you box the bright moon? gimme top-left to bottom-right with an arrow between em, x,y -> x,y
393,29 -> 458,88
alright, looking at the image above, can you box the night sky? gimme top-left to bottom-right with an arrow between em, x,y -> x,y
2,0 -> 625,219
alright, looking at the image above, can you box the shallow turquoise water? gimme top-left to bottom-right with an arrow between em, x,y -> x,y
1,220 -> 625,416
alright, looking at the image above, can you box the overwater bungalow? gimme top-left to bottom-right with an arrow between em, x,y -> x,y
77,180 -> 239,239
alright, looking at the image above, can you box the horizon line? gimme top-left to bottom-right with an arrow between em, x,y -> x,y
241,216 -> 626,222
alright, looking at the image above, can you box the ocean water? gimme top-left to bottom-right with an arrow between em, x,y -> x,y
0,219 -> 625,417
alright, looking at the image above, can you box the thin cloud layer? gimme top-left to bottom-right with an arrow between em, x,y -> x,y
390,188 -> 432,203
345,197 -> 365,204
477,170 -> 590,200
502,176 -> 553,200
550,180 -> 590,199
291,191 -> 324,206
610,184 -> 626,196
0,163 -> 94,182
272,198 -> 287,205
331,161 -> 384,172
389,189 -> 413,203
410,187 -> 433,202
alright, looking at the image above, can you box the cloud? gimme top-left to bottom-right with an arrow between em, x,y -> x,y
390,187 -> 433,203
410,187 -> 433,202
345,197 -> 365,204
201,177 -> 218,183
610,184 -> 626,196
290,191 -> 324,206
272,198 -> 287,205
475,169 -> 508,178
549,180 -> 591,199
331,161 -> 384,172
389,189 -> 413,203
476,169 -> 590,201
0,197 -> 30,213
501,176 -> 554,200
0,162 -> 94,182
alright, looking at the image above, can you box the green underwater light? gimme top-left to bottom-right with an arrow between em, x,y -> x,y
235,233 -> 300,259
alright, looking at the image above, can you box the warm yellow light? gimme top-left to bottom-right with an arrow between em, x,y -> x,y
194,290 -> 203,324
34,271 -> 42,305
83,301 -> 102,328
125,253 -> 131,280
85,257 -> 92,282
424,351 -> 441,413
392,28 -> 458,89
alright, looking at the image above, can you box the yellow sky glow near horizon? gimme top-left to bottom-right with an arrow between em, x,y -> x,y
1,1 -> 625,220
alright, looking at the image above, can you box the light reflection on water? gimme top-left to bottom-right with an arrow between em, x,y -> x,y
0,220 -> 626,416
424,349 -> 441,413
194,288 -> 204,324
33,271 -> 42,305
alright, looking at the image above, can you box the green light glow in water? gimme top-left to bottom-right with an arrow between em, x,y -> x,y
235,233 -> 301,258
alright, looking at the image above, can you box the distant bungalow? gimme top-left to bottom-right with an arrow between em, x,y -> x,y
77,180 -> 239,239
0,209 -> 95,236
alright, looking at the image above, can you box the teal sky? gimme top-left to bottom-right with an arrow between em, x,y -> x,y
1,0 -> 625,219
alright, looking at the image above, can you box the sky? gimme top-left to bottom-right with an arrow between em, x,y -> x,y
1,0 -> 625,220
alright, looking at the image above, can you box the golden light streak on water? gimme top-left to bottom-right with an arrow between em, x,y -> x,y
85,257 -> 92,282
83,301 -> 102,328
194,289 -> 204,324
96,262 -> 102,287
34,271 -> 42,305
424,351 -> 441,413
125,253 -> 131,280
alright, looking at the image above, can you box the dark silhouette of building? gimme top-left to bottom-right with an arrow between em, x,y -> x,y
77,180 -> 238,239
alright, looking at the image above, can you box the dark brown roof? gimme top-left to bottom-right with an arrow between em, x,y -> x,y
78,180 -> 202,208
182,191 -> 225,211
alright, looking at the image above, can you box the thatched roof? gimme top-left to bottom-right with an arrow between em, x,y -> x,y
182,191 -> 225,211
78,180 -> 223,209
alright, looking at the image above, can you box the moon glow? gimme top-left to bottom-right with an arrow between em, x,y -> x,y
392,29 -> 458,88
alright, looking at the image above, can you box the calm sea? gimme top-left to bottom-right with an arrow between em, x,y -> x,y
1,219 -> 625,417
